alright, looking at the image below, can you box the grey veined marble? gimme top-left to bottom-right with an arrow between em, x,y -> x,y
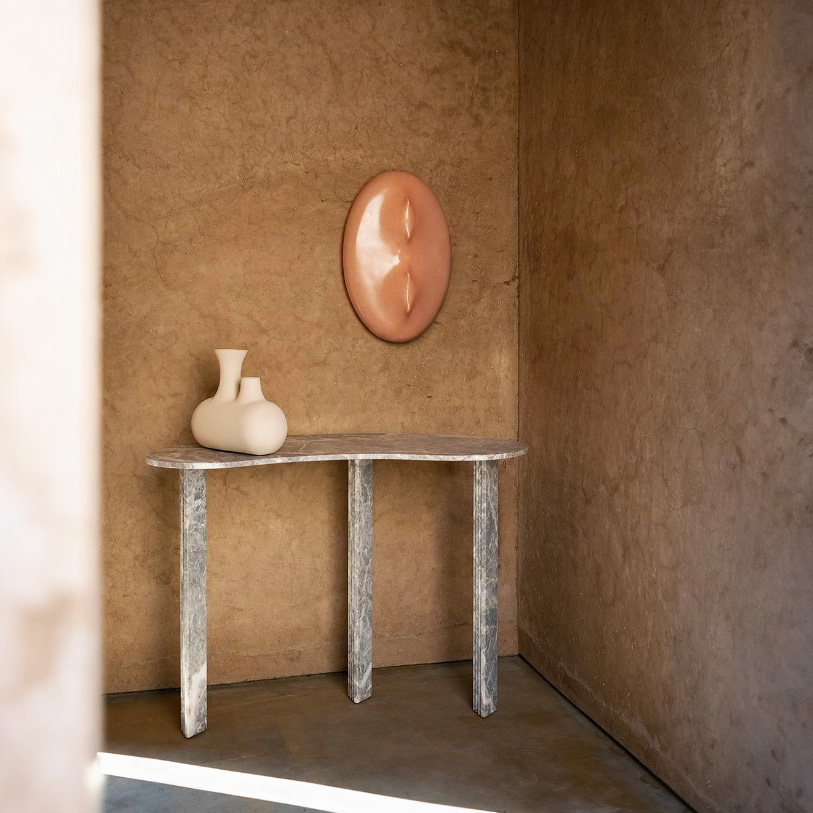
180,469 -> 207,737
151,434 -> 525,735
347,459 -> 373,703
146,433 -> 527,469
473,460 -> 499,717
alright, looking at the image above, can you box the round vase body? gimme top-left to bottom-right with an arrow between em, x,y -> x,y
191,351 -> 288,455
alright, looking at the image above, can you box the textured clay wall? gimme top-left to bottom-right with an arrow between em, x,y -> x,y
519,1 -> 813,811
103,0 -> 517,692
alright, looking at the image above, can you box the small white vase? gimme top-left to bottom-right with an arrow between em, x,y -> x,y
191,349 -> 288,455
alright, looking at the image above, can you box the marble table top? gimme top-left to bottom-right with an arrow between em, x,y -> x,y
146,433 -> 528,470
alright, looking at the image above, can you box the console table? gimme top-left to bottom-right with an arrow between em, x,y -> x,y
146,433 -> 527,737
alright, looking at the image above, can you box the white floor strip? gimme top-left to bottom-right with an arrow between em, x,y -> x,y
98,752 -> 496,813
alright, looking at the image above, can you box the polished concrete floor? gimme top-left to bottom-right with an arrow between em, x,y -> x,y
104,657 -> 689,812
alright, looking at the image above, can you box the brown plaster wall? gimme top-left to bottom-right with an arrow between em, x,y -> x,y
518,1 -> 813,811
103,0 -> 518,692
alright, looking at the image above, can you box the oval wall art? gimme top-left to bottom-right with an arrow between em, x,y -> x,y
342,171 -> 451,343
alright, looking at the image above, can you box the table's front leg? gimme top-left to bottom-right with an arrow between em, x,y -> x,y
473,459 -> 499,717
347,458 -> 373,703
180,468 -> 207,737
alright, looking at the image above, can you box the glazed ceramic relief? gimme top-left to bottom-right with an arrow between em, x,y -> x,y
343,171 -> 451,342
191,349 -> 287,455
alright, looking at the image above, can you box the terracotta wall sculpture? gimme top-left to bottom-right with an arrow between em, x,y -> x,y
518,1 -> 813,810
103,0 -> 518,692
343,171 -> 451,342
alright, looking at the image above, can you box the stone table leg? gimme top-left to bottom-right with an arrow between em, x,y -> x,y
348,459 -> 373,703
473,459 -> 498,717
180,468 -> 207,737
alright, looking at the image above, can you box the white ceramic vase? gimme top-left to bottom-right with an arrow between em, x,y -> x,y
191,349 -> 288,455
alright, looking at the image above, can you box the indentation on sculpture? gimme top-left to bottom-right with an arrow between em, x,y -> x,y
403,197 -> 413,241
343,171 -> 451,342
405,270 -> 413,314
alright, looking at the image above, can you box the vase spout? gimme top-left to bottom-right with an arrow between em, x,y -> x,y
213,348 -> 247,402
237,376 -> 264,404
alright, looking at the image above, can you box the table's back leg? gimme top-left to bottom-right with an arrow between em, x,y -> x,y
473,459 -> 499,717
180,468 -> 207,737
348,458 -> 373,703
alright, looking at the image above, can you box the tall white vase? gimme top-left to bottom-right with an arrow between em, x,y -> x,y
191,349 -> 288,455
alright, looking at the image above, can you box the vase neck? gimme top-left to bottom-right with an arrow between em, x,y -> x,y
213,348 -> 247,401
237,376 -> 265,404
